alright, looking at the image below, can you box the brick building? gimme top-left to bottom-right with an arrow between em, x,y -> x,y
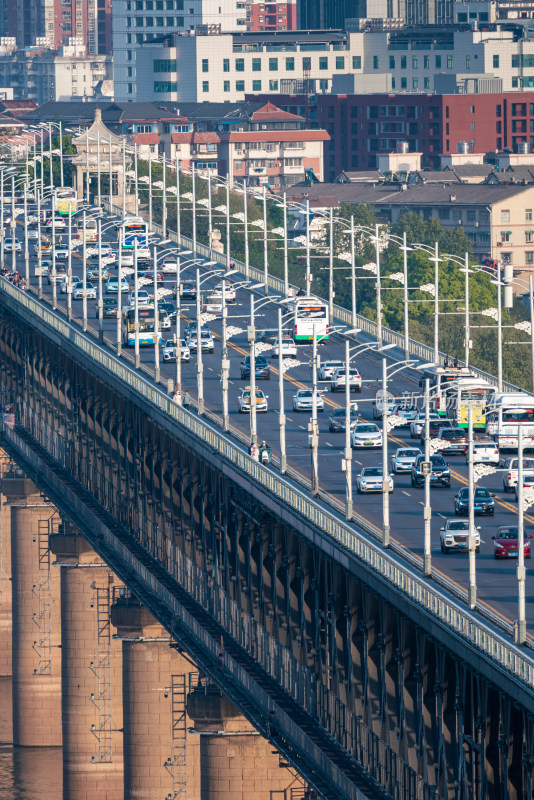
247,0 -> 297,31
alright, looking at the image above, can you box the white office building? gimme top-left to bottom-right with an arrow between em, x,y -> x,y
112,0 -> 247,101
133,24 -> 534,103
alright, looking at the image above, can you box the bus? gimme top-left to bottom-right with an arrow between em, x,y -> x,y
419,365 -> 475,418
288,296 -> 329,343
445,378 -> 496,430
76,217 -> 97,243
121,217 -> 149,250
52,188 -> 77,216
122,307 -> 163,347
486,392 -> 534,449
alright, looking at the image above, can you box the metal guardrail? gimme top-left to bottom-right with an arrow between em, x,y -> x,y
1,276 -> 533,698
2,415 -> 443,800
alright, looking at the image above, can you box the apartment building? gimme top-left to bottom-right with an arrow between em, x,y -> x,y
7,0 -> 111,53
247,0 -> 297,31
133,23 -> 534,103
287,182 -> 534,272
112,0 -> 248,102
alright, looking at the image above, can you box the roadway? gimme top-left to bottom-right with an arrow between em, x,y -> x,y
4,209 -> 533,633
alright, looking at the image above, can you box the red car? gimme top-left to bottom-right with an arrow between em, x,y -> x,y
139,269 -> 164,282
492,526 -> 532,559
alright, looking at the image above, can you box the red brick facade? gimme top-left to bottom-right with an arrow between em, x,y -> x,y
246,1 -> 296,31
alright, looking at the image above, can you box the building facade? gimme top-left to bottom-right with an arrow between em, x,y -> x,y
133,24 -> 534,103
8,0 -> 111,53
247,0 -> 297,30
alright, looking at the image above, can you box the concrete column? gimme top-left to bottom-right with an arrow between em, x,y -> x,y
188,685 -> 298,800
1,474 -> 63,748
111,598 -> 201,800
50,531 -> 124,800
0,454 -> 13,677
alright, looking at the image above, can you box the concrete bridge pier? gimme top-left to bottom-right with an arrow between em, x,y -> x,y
111,596 -> 201,800
187,683 -> 302,800
1,474 -> 62,747
49,529 -> 124,800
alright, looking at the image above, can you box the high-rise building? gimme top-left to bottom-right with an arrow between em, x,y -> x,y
246,0 -> 297,31
10,0 -> 112,53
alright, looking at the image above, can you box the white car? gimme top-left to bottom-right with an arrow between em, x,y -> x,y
501,456 -> 534,492
470,439 -> 499,465
160,312 -> 172,330
162,338 -> 190,362
356,467 -> 393,494
73,281 -> 96,300
37,259 -> 51,277
440,519 -> 480,554
272,337 -> 297,358
331,368 -> 362,393
60,275 -> 80,293
514,475 -> 534,501
391,447 -> 422,473
238,387 -> 268,413
292,388 -> 324,412
351,423 -> 382,448
4,237 -> 21,253
188,329 -> 215,353
47,217 -> 66,229
128,290 -> 151,307
162,259 -> 179,273
318,360 -> 344,381
372,397 -> 397,419
392,404 -> 419,426
410,412 -> 441,438
214,281 -> 236,302
55,248 -> 69,260
27,229 -> 39,240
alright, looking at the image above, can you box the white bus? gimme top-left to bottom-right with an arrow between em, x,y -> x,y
52,187 -> 77,216
446,378 -> 496,430
76,217 -> 97,242
418,365 -> 475,418
288,296 -> 329,343
486,392 -> 534,448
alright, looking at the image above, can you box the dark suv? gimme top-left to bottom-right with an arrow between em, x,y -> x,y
411,453 -> 451,487
240,355 -> 271,380
436,427 -> 468,455
180,281 -> 197,300
418,419 -> 444,445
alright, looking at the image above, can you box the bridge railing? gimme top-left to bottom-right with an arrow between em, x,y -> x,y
2,277 -> 533,697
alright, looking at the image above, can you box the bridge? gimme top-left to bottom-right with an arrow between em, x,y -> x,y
0,208 -> 533,800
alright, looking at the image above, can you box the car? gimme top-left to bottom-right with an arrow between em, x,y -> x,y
100,297 -> 118,317
470,439 -> 499,465
271,337 -> 297,358
391,403 -> 419,426
356,467 -> 393,494
237,387 -> 268,413
34,243 -> 52,257
214,281 -> 236,302
159,311 -> 172,330
139,269 -> 164,282
492,526 -> 532,559
88,244 -> 113,258
180,281 -> 197,300
454,486 -> 495,516
37,259 -> 51,277
73,281 -> 96,300
188,329 -> 215,353
27,228 -> 39,241
240,355 -> 270,380
328,407 -> 359,432
351,423 -> 382,449
159,301 -> 177,320
372,396 -> 396,419
47,265 -> 66,284
128,290 -> 151,307
260,330 -> 278,345
440,519 -> 481,554
47,216 -> 66,230
60,274 -> 80,293
106,276 -> 129,294
161,259 -> 179,273
391,447 -> 422,474
55,248 -> 69,260
514,474 -> 534,501
4,237 -> 21,253
418,419 -> 445,445
162,338 -> 190,362
331,367 -> 362,393
500,456 -> 534,492
87,266 -> 111,282
411,454 -> 451,487
436,427 -> 468,455
293,388 -> 324,412
185,321 -> 208,339
319,360 -> 345,381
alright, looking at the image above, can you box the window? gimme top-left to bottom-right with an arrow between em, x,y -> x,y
401,77 -> 407,89
447,55 -> 453,69
269,79 -> 278,90
224,80 -> 230,92
439,208 -> 450,220
466,55 -> 471,69
497,104 -> 502,116
526,231 -> 534,243
201,58 -> 208,72
389,56 -> 395,69
286,57 -> 294,70
501,210 -> 510,222
223,58 -> 229,72
352,55 -> 361,69
303,56 -> 311,70
235,58 -> 244,71
236,80 -> 244,91
373,55 -> 379,69
336,56 -> 345,69
413,78 -> 419,89
319,57 -> 328,70
527,209 -> 533,221
527,251 -> 534,264
424,77 -> 430,89
470,121 -> 475,130
154,80 -> 177,92
401,55 -> 407,69
493,54 -> 499,68
252,79 -> 261,91
412,56 -> 418,69
269,57 -> 278,71
252,58 -> 261,71
500,231 -> 511,242
202,80 -> 209,92
154,59 -> 176,72
512,54 -> 519,68
424,55 -> 430,69
435,55 -> 441,69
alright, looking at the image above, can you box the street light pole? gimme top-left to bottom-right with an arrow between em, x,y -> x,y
402,231 -> 410,362
59,121 -> 64,187
467,401 -> 476,609
221,281 -> 230,431
153,245 -> 160,383
225,179 -> 231,268
263,184 -> 268,296
162,153 -> 167,239
82,210 -> 87,330
431,241 -> 439,363
97,217 -> 104,342
283,192 -> 289,297
464,252 -> 471,367
423,378 -> 432,576
134,240 -> 140,369
350,215 -> 357,334
344,338 -> 353,520
310,327 -> 319,496
134,143 -> 139,216
23,188 -> 29,284
148,152 -> 153,232
328,206 -> 334,323
249,295 -> 257,445
192,163 -> 197,256
497,269 -> 503,392
517,426 -> 527,643
375,224 -> 382,349
243,179 -> 249,281
174,256 -> 182,403
278,307 -> 287,473
66,209 -> 72,321
305,198 -> 311,296
51,210 -> 57,310
117,238 -> 122,354
382,357 -> 390,547
196,267 -> 204,415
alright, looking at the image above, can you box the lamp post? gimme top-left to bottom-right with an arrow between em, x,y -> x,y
243,179 -> 249,281
134,240 -> 140,368
249,294 -> 257,444
382,357 -> 390,547
423,378 -> 432,576
344,338 -> 352,520
375,224 -> 383,349
66,209 -> 73,321
467,401 -> 476,609
305,198 -> 311,296
517,426 -> 527,643
310,327 -> 319,496
262,184 -> 268,296
82,210 -> 88,330
278,307 -> 287,472
153,244 -> 160,383
117,237 -> 123,354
